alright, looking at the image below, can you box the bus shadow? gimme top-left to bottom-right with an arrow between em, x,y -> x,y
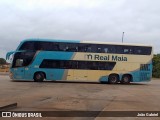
116,83 -> 148,85
11,80 -> 33,82
44,80 -> 149,85
46,80 -> 100,85
11,80 -> 148,85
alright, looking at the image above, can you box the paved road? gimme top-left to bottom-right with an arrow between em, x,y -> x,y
0,75 -> 160,120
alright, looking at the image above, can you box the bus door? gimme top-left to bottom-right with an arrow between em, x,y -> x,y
13,59 -> 25,79
12,51 -> 36,80
74,70 -> 88,81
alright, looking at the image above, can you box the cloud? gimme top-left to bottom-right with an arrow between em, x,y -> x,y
0,0 -> 160,58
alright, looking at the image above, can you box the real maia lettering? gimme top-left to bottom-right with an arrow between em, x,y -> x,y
86,54 -> 127,61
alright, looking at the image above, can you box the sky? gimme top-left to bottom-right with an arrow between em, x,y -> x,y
0,0 -> 160,58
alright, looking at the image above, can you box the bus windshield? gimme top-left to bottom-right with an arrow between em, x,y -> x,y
12,51 -> 36,68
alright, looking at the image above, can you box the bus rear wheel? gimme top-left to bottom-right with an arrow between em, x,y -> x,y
121,75 -> 131,84
34,72 -> 45,82
108,74 -> 119,84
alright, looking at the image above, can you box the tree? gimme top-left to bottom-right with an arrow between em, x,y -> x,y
152,54 -> 160,78
0,58 -> 6,65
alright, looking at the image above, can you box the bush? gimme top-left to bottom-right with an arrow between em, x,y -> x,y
152,54 -> 160,78
0,58 -> 6,65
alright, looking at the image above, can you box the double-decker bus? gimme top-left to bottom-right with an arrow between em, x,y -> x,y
6,38 -> 153,84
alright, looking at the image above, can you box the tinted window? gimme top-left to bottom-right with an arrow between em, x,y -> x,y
134,46 -> 152,55
121,46 -> 134,54
19,41 -> 152,55
102,45 -> 117,53
97,45 -> 114,53
85,44 -> 97,52
40,42 -> 53,51
97,45 -> 103,53
78,44 -> 88,52
19,41 -> 59,51
19,41 -> 35,50
40,59 -> 116,70
34,42 -> 52,50
59,43 -> 78,52
52,42 -> 59,51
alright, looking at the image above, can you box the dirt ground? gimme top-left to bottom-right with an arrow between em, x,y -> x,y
0,75 -> 160,120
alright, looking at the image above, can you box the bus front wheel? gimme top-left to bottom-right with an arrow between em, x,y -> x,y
34,72 -> 45,82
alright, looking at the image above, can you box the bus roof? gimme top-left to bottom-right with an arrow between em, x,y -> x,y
22,38 -> 152,47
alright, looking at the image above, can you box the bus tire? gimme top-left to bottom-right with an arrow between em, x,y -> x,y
121,75 -> 131,84
108,74 -> 119,84
34,72 -> 45,82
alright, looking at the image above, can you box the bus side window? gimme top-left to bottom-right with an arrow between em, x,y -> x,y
71,61 -> 78,69
59,43 -> 67,51
97,47 -> 102,53
66,43 -> 78,52
124,48 -> 129,53
86,46 -> 92,52
116,46 -> 123,54
52,43 -> 59,51
78,44 -> 87,52
134,47 -> 142,54
104,48 -> 109,53
34,42 -> 45,50
91,62 -> 98,70
97,45 -> 104,53
103,45 -> 115,53
109,45 -> 117,53
134,47 -> 151,55
86,44 -> 97,53
142,47 -> 151,55
77,61 -> 87,69
20,41 -> 35,50
41,42 -> 53,51
121,46 -> 133,54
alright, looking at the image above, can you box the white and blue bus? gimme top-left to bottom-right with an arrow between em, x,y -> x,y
6,38 -> 153,84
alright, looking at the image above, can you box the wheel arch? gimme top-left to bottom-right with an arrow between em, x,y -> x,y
108,73 -> 120,83
121,73 -> 133,82
33,71 -> 46,80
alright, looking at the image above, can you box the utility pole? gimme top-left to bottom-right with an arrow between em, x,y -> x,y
122,32 -> 124,43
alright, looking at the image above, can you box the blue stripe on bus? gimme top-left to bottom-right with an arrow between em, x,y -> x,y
31,51 -> 75,80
